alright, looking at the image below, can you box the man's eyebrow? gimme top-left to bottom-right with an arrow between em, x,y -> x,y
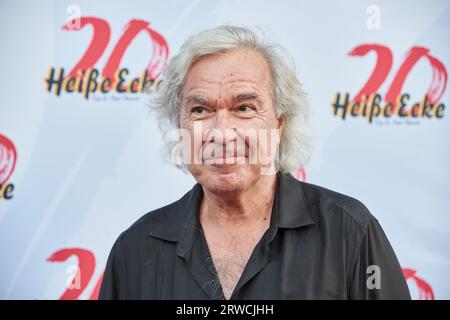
183,92 -> 264,106
183,95 -> 209,106
233,92 -> 264,105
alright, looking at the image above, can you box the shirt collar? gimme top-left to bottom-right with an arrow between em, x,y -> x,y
147,172 -> 315,258
277,172 -> 315,228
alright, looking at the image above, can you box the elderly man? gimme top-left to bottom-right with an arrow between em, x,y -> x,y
99,25 -> 411,300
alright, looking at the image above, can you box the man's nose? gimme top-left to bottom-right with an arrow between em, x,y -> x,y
205,109 -> 238,143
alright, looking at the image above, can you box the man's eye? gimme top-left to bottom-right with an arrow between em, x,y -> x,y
236,105 -> 254,113
191,106 -> 207,114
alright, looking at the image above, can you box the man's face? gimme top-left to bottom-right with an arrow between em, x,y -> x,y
179,48 -> 284,193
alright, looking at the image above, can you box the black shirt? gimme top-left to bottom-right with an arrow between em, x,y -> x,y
99,173 -> 411,300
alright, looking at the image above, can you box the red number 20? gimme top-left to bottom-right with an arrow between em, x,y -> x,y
349,44 -> 447,110
63,17 -> 169,83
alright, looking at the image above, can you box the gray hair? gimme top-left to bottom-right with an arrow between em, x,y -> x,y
150,25 -> 311,173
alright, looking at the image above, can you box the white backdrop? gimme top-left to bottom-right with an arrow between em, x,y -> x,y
0,0 -> 449,299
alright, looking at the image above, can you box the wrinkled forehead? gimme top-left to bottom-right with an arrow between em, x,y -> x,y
181,48 -> 274,100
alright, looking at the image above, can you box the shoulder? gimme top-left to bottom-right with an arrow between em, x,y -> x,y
112,184 -> 199,251
292,176 -> 376,230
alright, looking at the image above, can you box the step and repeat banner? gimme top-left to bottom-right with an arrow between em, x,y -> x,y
0,0 -> 449,299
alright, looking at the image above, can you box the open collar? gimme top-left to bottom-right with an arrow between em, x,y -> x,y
147,172 -> 315,257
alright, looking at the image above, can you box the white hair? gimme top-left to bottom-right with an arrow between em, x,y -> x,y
150,25 -> 311,173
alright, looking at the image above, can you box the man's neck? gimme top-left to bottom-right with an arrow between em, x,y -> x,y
199,174 -> 278,226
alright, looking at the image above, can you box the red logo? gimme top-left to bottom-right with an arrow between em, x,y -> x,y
332,44 -> 447,123
293,165 -> 307,182
47,248 -> 104,300
0,133 -> 17,200
45,17 -> 169,99
403,267 -> 435,300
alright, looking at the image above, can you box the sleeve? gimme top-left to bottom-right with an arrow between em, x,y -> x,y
98,235 -> 125,300
348,218 -> 411,300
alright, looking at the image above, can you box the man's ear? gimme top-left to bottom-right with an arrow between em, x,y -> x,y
277,116 -> 285,131
276,116 -> 285,142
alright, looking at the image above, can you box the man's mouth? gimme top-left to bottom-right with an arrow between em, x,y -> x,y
203,155 -> 248,165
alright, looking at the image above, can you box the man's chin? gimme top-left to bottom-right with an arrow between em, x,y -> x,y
201,164 -> 257,193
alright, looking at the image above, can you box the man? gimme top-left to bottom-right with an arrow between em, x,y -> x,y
99,25 -> 411,300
